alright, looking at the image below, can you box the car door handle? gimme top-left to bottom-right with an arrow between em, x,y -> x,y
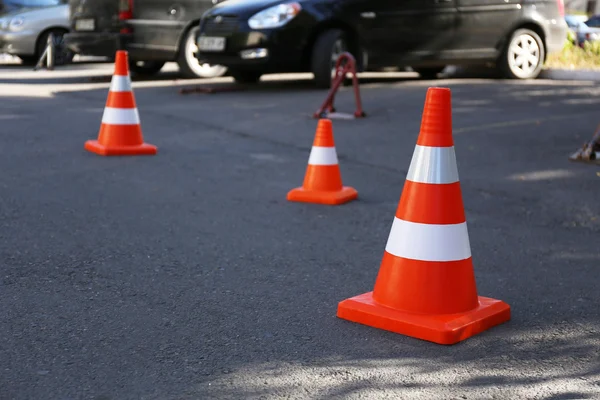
168,4 -> 182,16
434,0 -> 452,3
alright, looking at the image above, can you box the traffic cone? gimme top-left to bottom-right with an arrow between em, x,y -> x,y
287,119 -> 357,205
84,50 -> 157,156
337,87 -> 510,345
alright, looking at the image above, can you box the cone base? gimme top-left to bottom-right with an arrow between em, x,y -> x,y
337,291 -> 510,345
287,186 -> 358,205
84,140 -> 157,156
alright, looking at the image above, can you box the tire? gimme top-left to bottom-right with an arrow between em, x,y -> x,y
18,55 -> 38,65
310,29 -> 350,89
230,70 -> 262,84
498,28 -> 545,80
413,66 -> 446,79
35,29 -> 74,67
177,25 -> 228,79
129,60 -> 165,76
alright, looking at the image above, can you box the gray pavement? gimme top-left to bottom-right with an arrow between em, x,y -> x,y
0,61 -> 599,400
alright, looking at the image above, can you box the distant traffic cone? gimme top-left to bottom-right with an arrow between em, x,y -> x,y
337,87 -> 510,345
287,119 -> 357,205
84,50 -> 157,156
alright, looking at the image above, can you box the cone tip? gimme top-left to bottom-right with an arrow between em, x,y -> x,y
314,118 -> 334,147
114,50 -> 130,76
417,87 -> 453,147
318,118 -> 332,129
425,87 -> 452,104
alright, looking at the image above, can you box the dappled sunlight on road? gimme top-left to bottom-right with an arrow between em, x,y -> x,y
506,169 -> 577,181
192,325 -> 599,399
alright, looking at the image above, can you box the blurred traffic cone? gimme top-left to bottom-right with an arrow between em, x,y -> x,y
337,87 -> 510,345
287,119 -> 357,205
84,50 -> 157,156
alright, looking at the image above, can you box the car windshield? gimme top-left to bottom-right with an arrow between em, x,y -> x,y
585,16 -> 600,27
565,16 -> 588,28
2,0 -> 65,8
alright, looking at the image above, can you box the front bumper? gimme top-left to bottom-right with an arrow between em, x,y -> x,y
545,18 -> 569,54
0,29 -> 38,56
63,31 -> 131,57
196,19 -> 310,73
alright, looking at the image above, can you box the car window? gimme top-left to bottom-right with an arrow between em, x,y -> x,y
586,16 -> 600,27
3,0 -> 66,7
565,16 -> 578,28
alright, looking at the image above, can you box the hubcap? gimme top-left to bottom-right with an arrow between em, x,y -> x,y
185,29 -> 227,78
507,33 -> 541,78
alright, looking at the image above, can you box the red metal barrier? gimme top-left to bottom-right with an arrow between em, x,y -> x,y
569,123 -> 600,164
313,52 -> 366,119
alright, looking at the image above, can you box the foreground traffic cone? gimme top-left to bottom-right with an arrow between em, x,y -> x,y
84,50 -> 157,156
287,119 -> 357,205
337,87 -> 510,345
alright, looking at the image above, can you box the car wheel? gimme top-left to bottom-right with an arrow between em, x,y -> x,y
177,25 -> 228,79
18,55 -> 38,65
311,29 -> 350,89
36,29 -> 74,67
499,28 -> 545,80
129,60 -> 166,76
230,70 -> 262,84
413,66 -> 446,79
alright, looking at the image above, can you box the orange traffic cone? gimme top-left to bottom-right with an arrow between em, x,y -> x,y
337,87 -> 510,345
84,50 -> 157,156
287,119 -> 357,205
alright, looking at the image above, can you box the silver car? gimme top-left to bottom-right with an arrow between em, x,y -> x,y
0,0 -> 72,65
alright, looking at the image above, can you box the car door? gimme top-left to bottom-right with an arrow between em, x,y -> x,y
345,0 -> 458,67
129,0 -> 192,53
453,0 -> 522,54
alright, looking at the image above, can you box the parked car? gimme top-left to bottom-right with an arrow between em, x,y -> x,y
195,0 -> 569,87
565,14 -> 600,46
0,0 -> 73,65
63,0 -> 229,78
583,14 -> 600,42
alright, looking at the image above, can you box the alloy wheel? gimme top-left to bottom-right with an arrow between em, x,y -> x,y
507,33 -> 541,79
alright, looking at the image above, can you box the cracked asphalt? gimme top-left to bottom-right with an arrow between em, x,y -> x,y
0,61 -> 599,400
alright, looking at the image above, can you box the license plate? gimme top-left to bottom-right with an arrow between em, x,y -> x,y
75,18 -> 95,31
198,36 -> 226,52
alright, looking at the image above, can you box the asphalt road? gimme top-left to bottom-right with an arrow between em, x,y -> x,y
0,61 -> 599,400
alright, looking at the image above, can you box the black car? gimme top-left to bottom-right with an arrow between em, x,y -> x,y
195,0 -> 568,87
63,0 -> 228,78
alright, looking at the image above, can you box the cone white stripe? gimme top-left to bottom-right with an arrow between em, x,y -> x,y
101,107 -> 140,125
109,75 -> 132,92
308,146 -> 338,166
406,145 -> 459,184
385,217 -> 472,262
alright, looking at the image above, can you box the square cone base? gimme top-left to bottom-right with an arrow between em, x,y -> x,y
287,186 -> 358,205
337,292 -> 511,345
85,140 -> 158,156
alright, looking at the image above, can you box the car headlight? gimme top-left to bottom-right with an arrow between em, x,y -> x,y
248,2 -> 301,30
9,16 -> 25,30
